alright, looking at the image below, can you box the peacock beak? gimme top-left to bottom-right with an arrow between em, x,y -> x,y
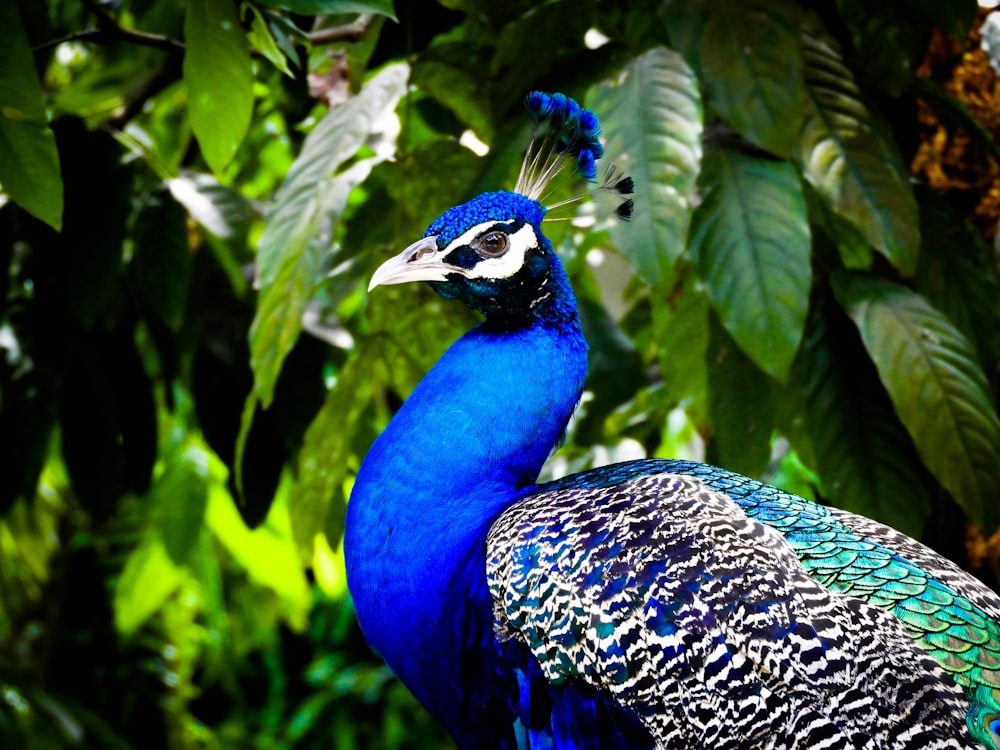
368,235 -> 466,291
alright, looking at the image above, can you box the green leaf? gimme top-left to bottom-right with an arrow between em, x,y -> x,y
255,0 -> 396,19
155,448 -> 210,566
588,47 -> 703,285
131,190 -> 192,332
791,296 -> 930,536
575,297 -> 645,444
184,0 -> 254,174
803,179 -> 873,271
662,0 -> 806,158
834,0 -> 923,97
384,139 -> 484,229
246,4 -> 295,78
0,9 -> 44,124
833,272 -> 1000,531
915,189 -> 1000,373
0,119 -> 64,232
266,9 -> 309,70
688,147 -> 811,381
651,274 -> 709,416
250,62 -> 408,406
346,14 -> 386,89
167,171 -> 254,239
798,25 -> 919,275
289,338 -> 383,554
411,45 -> 494,140
52,57 -> 148,121
114,534 -> 185,636
0,1 -> 62,229
706,314 -> 775,477
0,367 -> 59,514
489,0 -> 590,106
206,484 -> 312,630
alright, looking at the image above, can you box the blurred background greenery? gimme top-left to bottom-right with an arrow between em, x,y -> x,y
2,0 -> 1000,747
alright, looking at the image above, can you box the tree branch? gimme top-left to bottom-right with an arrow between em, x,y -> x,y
32,3 -> 380,127
306,13 -> 376,44
34,0 -> 184,54
37,3 -> 376,55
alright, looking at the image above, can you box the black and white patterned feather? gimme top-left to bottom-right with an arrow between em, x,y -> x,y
487,473 -> 980,749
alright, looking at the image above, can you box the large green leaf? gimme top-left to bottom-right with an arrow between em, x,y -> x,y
798,26 -> 919,274
0,1 -> 62,230
833,272 -> 1000,531
575,297 -> 645,444
651,273 -> 709,418
290,338 -> 383,555
167,171 -> 254,240
706,314 -> 775,477
206,484 -> 312,630
114,533 -> 185,636
184,0 -> 254,174
791,297 -> 930,536
688,147 -> 811,381
411,46 -> 494,141
384,139 -> 485,233
246,4 -> 295,78
588,47 -> 702,285
155,448 -> 210,566
915,190 -> 1000,373
834,0 -> 923,97
489,0 -> 590,107
250,62 -> 408,406
131,190 -> 192,332
662,0 -> 805,159
802,179 -> 873,271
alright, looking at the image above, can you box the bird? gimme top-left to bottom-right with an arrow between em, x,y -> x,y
344,91 -> 1000,749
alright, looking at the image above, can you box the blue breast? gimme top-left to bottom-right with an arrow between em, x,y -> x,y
345,260 -> 588,743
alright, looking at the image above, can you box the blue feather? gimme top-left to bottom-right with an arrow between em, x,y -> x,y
576,149 -> 597,181
516,92 -> 609,200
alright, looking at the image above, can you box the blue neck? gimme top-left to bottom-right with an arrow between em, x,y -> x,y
345,263 -> 586,738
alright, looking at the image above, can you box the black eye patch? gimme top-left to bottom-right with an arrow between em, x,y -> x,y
442,245 -> 480,270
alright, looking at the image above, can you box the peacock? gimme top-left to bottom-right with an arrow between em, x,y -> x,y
344,91 -> 1000,749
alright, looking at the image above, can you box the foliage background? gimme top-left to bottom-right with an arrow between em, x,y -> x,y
1,0 -> 1000,747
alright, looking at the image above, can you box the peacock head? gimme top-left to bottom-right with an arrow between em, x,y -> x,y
368,92 -> 633,319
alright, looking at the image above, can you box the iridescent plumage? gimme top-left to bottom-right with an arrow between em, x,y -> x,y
346,92 -> 1000,749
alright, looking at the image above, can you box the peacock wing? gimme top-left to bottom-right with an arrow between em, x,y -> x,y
486,473 -> 978,750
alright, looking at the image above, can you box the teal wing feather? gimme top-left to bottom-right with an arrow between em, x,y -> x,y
491,473 -> 978,748
824,508 -> 1000,747
542,459 -> 1000,748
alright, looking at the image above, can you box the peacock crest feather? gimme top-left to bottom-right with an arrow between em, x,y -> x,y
513,91 -> 633,219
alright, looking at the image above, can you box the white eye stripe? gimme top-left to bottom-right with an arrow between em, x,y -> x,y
444,220 -> 509,251
444,221 -> 539,280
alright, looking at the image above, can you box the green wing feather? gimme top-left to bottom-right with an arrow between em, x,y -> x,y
545,459 -> 1000,747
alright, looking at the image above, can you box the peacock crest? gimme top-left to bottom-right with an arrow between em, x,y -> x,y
513,91 -> 634,220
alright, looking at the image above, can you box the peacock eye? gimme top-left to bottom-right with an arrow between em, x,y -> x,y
475,231 -> 509,258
